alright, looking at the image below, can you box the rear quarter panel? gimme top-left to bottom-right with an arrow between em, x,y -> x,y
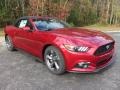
4,25 -> 16,38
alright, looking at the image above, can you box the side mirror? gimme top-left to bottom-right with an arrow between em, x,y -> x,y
22,26 -> 31,31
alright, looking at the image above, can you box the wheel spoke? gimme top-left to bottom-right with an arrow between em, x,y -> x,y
54,61 -> 59,70
46,59 -> 54,68
46,55 -> 52,60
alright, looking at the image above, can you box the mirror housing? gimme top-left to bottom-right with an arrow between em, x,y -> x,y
22,26 -> 31,31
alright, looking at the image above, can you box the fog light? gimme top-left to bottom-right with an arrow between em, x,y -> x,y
78,62 -> 90,68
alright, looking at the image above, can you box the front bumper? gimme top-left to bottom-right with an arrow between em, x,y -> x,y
62,48 -> 115,73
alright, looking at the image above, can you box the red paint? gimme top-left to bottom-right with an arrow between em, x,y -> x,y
4,17 -> 115,73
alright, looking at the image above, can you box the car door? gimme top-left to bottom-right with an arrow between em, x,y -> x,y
13,19 -> 28,49
14,19 -> 42,57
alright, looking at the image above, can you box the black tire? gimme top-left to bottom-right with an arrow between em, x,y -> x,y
44,46 -> 65,75
5,36 -> 15,51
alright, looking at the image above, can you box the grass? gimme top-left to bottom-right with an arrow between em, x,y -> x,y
0,28 -> 4,36
83,23 -> 120,31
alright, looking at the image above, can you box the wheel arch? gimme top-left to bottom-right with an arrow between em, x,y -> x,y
5,34 -> 8,39
42,44 -> 52,60
42,43 -> 65,61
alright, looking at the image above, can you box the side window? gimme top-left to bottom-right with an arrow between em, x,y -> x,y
34,20 -> 48,30
19,20 -> 28,28
15,19 -> 33,30
15,19 -> 27,28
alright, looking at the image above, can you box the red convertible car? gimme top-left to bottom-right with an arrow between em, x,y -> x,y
4,16 -> 115,74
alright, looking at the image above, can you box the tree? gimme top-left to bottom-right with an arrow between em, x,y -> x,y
0,0 -> 120,27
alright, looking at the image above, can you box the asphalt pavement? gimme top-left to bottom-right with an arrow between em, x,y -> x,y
0,32 -> 120,90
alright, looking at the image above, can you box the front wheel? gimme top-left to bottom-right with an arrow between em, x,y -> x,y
44,46 -> 65,75
5,36 -> 15,51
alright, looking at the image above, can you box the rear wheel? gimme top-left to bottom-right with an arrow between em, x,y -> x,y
5,36 -> 15,51
44,46 -> 65,75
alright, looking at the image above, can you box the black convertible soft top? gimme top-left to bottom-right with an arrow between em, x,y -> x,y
19,16 -> 39,20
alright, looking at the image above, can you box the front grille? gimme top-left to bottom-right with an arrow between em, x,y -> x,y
94,42 -> 114,56
96,56 -> 112,67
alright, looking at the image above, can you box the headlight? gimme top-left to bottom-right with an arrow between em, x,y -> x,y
64,44 -> 90,52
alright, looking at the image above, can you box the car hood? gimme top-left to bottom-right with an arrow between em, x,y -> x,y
50,28 -> 114,46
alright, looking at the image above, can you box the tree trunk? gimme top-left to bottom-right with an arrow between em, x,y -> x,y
109,0 -> 113,24
106,0 -> 110,24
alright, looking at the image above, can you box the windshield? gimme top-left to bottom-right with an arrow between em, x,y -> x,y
33,19 -> 70,31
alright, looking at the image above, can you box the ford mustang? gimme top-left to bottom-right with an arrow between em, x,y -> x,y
4,16 -> 115,74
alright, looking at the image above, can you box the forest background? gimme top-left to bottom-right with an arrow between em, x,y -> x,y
0,0 -> 120,29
